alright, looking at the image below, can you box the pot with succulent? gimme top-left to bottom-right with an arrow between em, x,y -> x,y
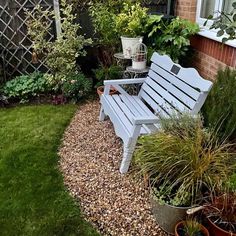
134,114 -> 234,234
175,219 -> 209,236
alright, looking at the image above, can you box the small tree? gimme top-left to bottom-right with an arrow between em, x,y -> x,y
26,0 -> 92,90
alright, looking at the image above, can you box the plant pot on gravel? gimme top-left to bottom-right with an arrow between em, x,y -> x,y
150,195 -> 193,234
175,220 -> 209,236
134,114 -> 235,235
207,217 -> 236,236
203,193 -> 236,236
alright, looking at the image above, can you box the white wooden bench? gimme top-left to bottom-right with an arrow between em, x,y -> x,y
99,52 -> 213,174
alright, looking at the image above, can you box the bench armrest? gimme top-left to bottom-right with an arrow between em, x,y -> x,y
132,116 -> 159,125
104,78 -> 146,86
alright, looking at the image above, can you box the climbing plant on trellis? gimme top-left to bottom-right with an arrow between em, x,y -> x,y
0,0 -> 60,81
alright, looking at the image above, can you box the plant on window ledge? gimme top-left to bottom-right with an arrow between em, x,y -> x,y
204,1 -> 236,43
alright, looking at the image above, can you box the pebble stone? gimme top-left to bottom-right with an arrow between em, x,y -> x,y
59,100 -> 169,236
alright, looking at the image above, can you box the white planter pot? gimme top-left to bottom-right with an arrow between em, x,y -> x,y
121,36 -> 143,59
132,60 -> 147,70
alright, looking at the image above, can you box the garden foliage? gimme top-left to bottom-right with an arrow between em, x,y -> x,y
202,67 -> 236,140
26,0 -> 92,92
134,114 -> 234,206
204,1 -> 236,43
148,17 -> 199,62
93,65 -> 123,88
3,72 -> 49,103
62,73 -> 92,102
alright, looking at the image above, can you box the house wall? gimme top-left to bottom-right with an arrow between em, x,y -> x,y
175,0 -> 236,80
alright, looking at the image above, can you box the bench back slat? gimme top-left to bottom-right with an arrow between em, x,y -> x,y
139,52 -> 213,114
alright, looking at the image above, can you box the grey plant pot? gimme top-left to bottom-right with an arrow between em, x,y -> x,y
150,196 -> 192,235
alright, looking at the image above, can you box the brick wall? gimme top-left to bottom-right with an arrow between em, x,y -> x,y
175,0 -> 236,80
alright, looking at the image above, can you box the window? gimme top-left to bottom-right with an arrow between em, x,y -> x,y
196,0 -> 236,47
196,0 -> 234,26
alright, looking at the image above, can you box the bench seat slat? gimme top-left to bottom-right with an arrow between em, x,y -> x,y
119,95 -> 143,116
109,95 -> 149,134
104,95 -> 133,134
125,96 -> 156,117
139,89 -> 170,117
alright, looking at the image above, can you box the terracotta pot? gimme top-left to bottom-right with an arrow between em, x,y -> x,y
175,221 -> 209,236
207,217 -> 236,236
96,86 -> 117,97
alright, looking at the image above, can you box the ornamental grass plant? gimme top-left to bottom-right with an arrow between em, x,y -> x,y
134,114 -> 235,206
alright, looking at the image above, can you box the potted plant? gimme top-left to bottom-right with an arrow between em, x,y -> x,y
115,2 -> 148,58
175,219 -> 209,236
203,192 -> 236,236
134,114 -> 234,234
93,64 -> 123,96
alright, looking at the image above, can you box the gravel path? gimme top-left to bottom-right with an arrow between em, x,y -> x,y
59,100 -> 168,236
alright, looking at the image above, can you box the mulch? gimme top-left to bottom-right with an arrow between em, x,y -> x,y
59,100 -> 169,236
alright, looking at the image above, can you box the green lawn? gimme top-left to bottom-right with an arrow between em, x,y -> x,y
0,105 -> 99,236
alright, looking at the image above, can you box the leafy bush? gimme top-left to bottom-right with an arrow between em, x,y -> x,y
89,2 -> 119,46
62,73 -> 92,102
115,2 -> 148,37
202,67 -> 236,140
25,0 -> 92,90
3,72 -> 50,103
134,114 -> 234,206
93,65 -> 123,88
148,17 -> 199,62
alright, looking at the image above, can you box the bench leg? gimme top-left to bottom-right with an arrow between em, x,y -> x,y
120,144 -> 136,174
119,125 -> 141,174
99,105 -> 106,121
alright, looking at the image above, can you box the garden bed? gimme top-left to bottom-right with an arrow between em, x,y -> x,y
59,100 -> 168,236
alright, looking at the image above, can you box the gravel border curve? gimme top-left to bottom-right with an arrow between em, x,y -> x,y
59,100 -> 169,236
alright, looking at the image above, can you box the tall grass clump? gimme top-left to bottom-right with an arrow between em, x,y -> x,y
134,114 -> 235,206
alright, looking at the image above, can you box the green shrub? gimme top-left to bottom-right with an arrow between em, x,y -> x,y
93,64 -> 123,88
3,72 -> 50,103
115,2 -> 148,37
134,114 -> 234,206
148,17 -> 199,63
62,73 -> 92,102
202,67 -> 236,140
89,2 -> 119,46
25,0 -> 92,90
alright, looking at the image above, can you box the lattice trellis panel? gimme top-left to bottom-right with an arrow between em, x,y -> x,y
0,0 -> 57,80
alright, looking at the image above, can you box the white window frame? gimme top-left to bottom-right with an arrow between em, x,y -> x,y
196,0 -> 236,48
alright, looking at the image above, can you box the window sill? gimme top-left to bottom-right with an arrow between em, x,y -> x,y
198,28 -> 236,48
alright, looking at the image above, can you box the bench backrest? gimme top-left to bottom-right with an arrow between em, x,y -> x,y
138,52 -> 213,117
